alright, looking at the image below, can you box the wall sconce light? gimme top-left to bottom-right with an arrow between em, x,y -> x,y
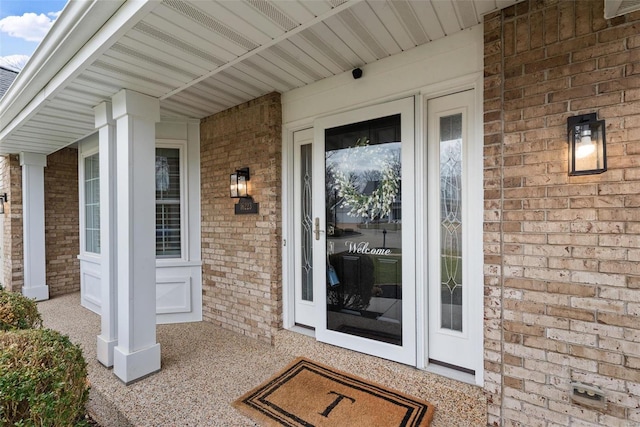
230,167 -> 250,198
230,167 -> 259,214
568,113 -> 607,176
0,193 -> 7,214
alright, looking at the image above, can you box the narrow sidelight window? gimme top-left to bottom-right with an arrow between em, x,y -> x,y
439,114 -> 463,332
155,147 -> 181,258
84,153 -> 100,254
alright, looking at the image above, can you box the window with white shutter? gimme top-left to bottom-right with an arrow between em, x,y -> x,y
155,147 -> 182,258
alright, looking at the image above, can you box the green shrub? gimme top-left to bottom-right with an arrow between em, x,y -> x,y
0,328 -> 89,426
0,290 -> 42,331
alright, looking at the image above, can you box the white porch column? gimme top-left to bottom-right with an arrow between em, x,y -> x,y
95,101 -> 118,368
112,89 -> 160,384
20,152 -> 49,301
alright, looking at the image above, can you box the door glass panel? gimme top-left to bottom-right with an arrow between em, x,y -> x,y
439,114 -> 463,331
300,144 -> 313,301
325,115 -> 402,345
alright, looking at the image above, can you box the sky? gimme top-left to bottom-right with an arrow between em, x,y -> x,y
0,0 -> 68,71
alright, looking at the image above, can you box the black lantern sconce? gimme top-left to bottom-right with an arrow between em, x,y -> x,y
230,167 -> 250,198
0,193 -> 7,215
567,113 -> 607,176
229,167 -> 259,214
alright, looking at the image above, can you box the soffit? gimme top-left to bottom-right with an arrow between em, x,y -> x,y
0,0 -> 521,155
604,0 -> 640,18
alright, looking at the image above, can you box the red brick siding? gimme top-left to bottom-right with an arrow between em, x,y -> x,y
200,93 -> 282,344
485,1 -> 640,425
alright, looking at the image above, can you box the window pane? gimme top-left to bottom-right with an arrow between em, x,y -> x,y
91,230 -> 100,253
300,143 -> 313,301
156,148 -> 181,258
156,203 -> 181,257
156,148 -> 181,201
85,205 -> 94,229
440,114 -> 463,332
84,153 -> 100,254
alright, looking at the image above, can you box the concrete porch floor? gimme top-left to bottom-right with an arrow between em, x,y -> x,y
38,293 -> 487,426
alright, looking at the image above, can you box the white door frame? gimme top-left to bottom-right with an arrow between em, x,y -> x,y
281,72 -> 484,386
282,123 -> 315,332
292,128 -> 316,328
419,74 -> 484,385
427,89 -> 475,371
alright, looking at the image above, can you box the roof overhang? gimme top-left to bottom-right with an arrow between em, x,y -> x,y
0,0 -> 522,156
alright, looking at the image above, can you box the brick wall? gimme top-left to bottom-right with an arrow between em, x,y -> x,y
0,155 -> 23,293
1,156 -> 8,290
200,92 -> 282,344
0,150 -> 78,296
485,1 -> 640,425
44,148 -> 79,297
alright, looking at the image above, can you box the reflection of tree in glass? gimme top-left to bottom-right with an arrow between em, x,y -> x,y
325,160 -> 337,222
360,169 -> 382,184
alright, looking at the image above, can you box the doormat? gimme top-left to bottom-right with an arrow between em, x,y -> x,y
233,357 -> 434,427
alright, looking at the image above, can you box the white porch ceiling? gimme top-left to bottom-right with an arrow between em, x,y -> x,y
605,0 -> 640,18
0,0 -> 521,155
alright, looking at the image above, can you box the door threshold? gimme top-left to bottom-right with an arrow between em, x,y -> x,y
291,324 -> 315,338
425,360 -> 476,386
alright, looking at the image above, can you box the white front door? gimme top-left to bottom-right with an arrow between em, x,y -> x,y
426,89 -> 481,373
313,97 -> 416,365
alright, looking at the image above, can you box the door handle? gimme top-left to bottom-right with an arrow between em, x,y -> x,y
314,217 -> 322,240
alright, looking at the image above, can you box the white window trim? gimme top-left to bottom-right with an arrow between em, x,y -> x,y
155,139 -> 188,263
79,146 -> 100,260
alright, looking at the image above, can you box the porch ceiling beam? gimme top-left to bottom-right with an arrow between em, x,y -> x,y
159,0 -> 365,101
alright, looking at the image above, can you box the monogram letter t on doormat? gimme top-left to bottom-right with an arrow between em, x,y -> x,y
233,357 -> 435,426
